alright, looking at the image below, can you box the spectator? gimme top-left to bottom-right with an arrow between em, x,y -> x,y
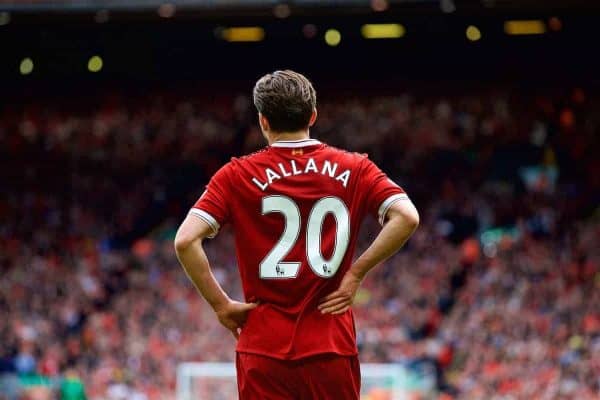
60,369 -> 87,400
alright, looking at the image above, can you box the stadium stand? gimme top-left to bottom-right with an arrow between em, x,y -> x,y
1,86 -> 598,399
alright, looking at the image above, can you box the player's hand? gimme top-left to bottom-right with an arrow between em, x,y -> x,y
214,300 -> 258,340
318,270 -> 363,315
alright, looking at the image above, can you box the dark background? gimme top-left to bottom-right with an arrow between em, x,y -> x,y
3,1 -> 600,90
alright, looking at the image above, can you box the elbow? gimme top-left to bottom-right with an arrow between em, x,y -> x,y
174,232 -> 194,254
388,200 -> 420,231
406,208 -> 420,231
174,215 -> 211,254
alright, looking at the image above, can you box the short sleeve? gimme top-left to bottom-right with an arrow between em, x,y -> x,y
360,157 -> 409,225
190,164 -> 233,238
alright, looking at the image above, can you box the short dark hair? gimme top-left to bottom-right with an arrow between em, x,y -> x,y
253,70 -> 317,133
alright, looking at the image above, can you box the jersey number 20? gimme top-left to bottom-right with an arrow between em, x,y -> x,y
260,196 -> 350,279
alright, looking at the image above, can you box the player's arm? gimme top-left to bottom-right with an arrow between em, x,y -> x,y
174,214 -> 257,339
319,198 -> 419,315
349,199 -> 419,280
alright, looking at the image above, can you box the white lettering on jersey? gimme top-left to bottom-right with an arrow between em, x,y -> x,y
252,177 -> 268,191
304,158 -> 318,173
266,168 -> 281,184
335,170 -> 351,188
321,160 -> 338,177
290,160 -> 302,175
278,163 -> 292,177
250,158 -> 352,191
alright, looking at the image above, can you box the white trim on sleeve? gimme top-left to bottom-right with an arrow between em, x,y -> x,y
189,208 -> 221,238
377,193 -> 409,225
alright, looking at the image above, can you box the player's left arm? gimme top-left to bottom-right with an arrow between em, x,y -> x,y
318,199 -> 419,314
320,157 -> 419,315
174,210 -> 257,339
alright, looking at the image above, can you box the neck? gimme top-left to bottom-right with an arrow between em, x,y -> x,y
268,130 -> 310,145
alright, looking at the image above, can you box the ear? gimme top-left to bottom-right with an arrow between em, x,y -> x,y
259,113 -> 270,132
308,109 -> 318,127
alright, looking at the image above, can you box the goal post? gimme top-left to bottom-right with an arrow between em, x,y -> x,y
177,362 -> 413,400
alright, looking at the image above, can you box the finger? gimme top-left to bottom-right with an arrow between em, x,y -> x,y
320,302 -> 350,315
318,297 -> 348,311
320,291 -> 343,303
241,302 -> 259,311
235,316 -> 250,328
331,306 -> 350,315
223,319 -> 241,332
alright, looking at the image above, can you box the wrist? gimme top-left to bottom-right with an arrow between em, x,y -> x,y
347,267 -> 365,282
211,296 -> 232,314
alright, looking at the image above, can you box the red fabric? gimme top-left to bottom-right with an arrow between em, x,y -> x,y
236,352 -> 360,400
193,141 -> 406,360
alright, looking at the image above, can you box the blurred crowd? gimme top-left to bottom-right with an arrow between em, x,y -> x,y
0,84 -> 598,400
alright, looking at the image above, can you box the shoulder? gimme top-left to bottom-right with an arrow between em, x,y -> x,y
321,143 -> 369,163
321,144 -> 374,174
230,147 -> 270,165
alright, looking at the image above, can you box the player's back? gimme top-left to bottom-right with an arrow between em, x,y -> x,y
192,138 -> 405,359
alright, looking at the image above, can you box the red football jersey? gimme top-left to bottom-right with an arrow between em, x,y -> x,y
192,139 -> 407,360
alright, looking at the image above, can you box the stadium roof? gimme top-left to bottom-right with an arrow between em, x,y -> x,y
1,0 -> 598,13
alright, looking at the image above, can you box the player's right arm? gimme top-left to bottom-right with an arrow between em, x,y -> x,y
174,216 -> 257,339
175,164 -> 257,339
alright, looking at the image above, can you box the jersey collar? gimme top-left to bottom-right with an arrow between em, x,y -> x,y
270,139 -> 322,148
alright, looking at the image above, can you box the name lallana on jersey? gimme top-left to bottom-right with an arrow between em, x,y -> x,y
252,158 -> 351,191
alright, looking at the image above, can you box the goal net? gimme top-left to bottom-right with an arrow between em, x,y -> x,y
177,362 -> 414,400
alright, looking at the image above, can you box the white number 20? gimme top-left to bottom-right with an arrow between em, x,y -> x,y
260,196 -> 350,279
